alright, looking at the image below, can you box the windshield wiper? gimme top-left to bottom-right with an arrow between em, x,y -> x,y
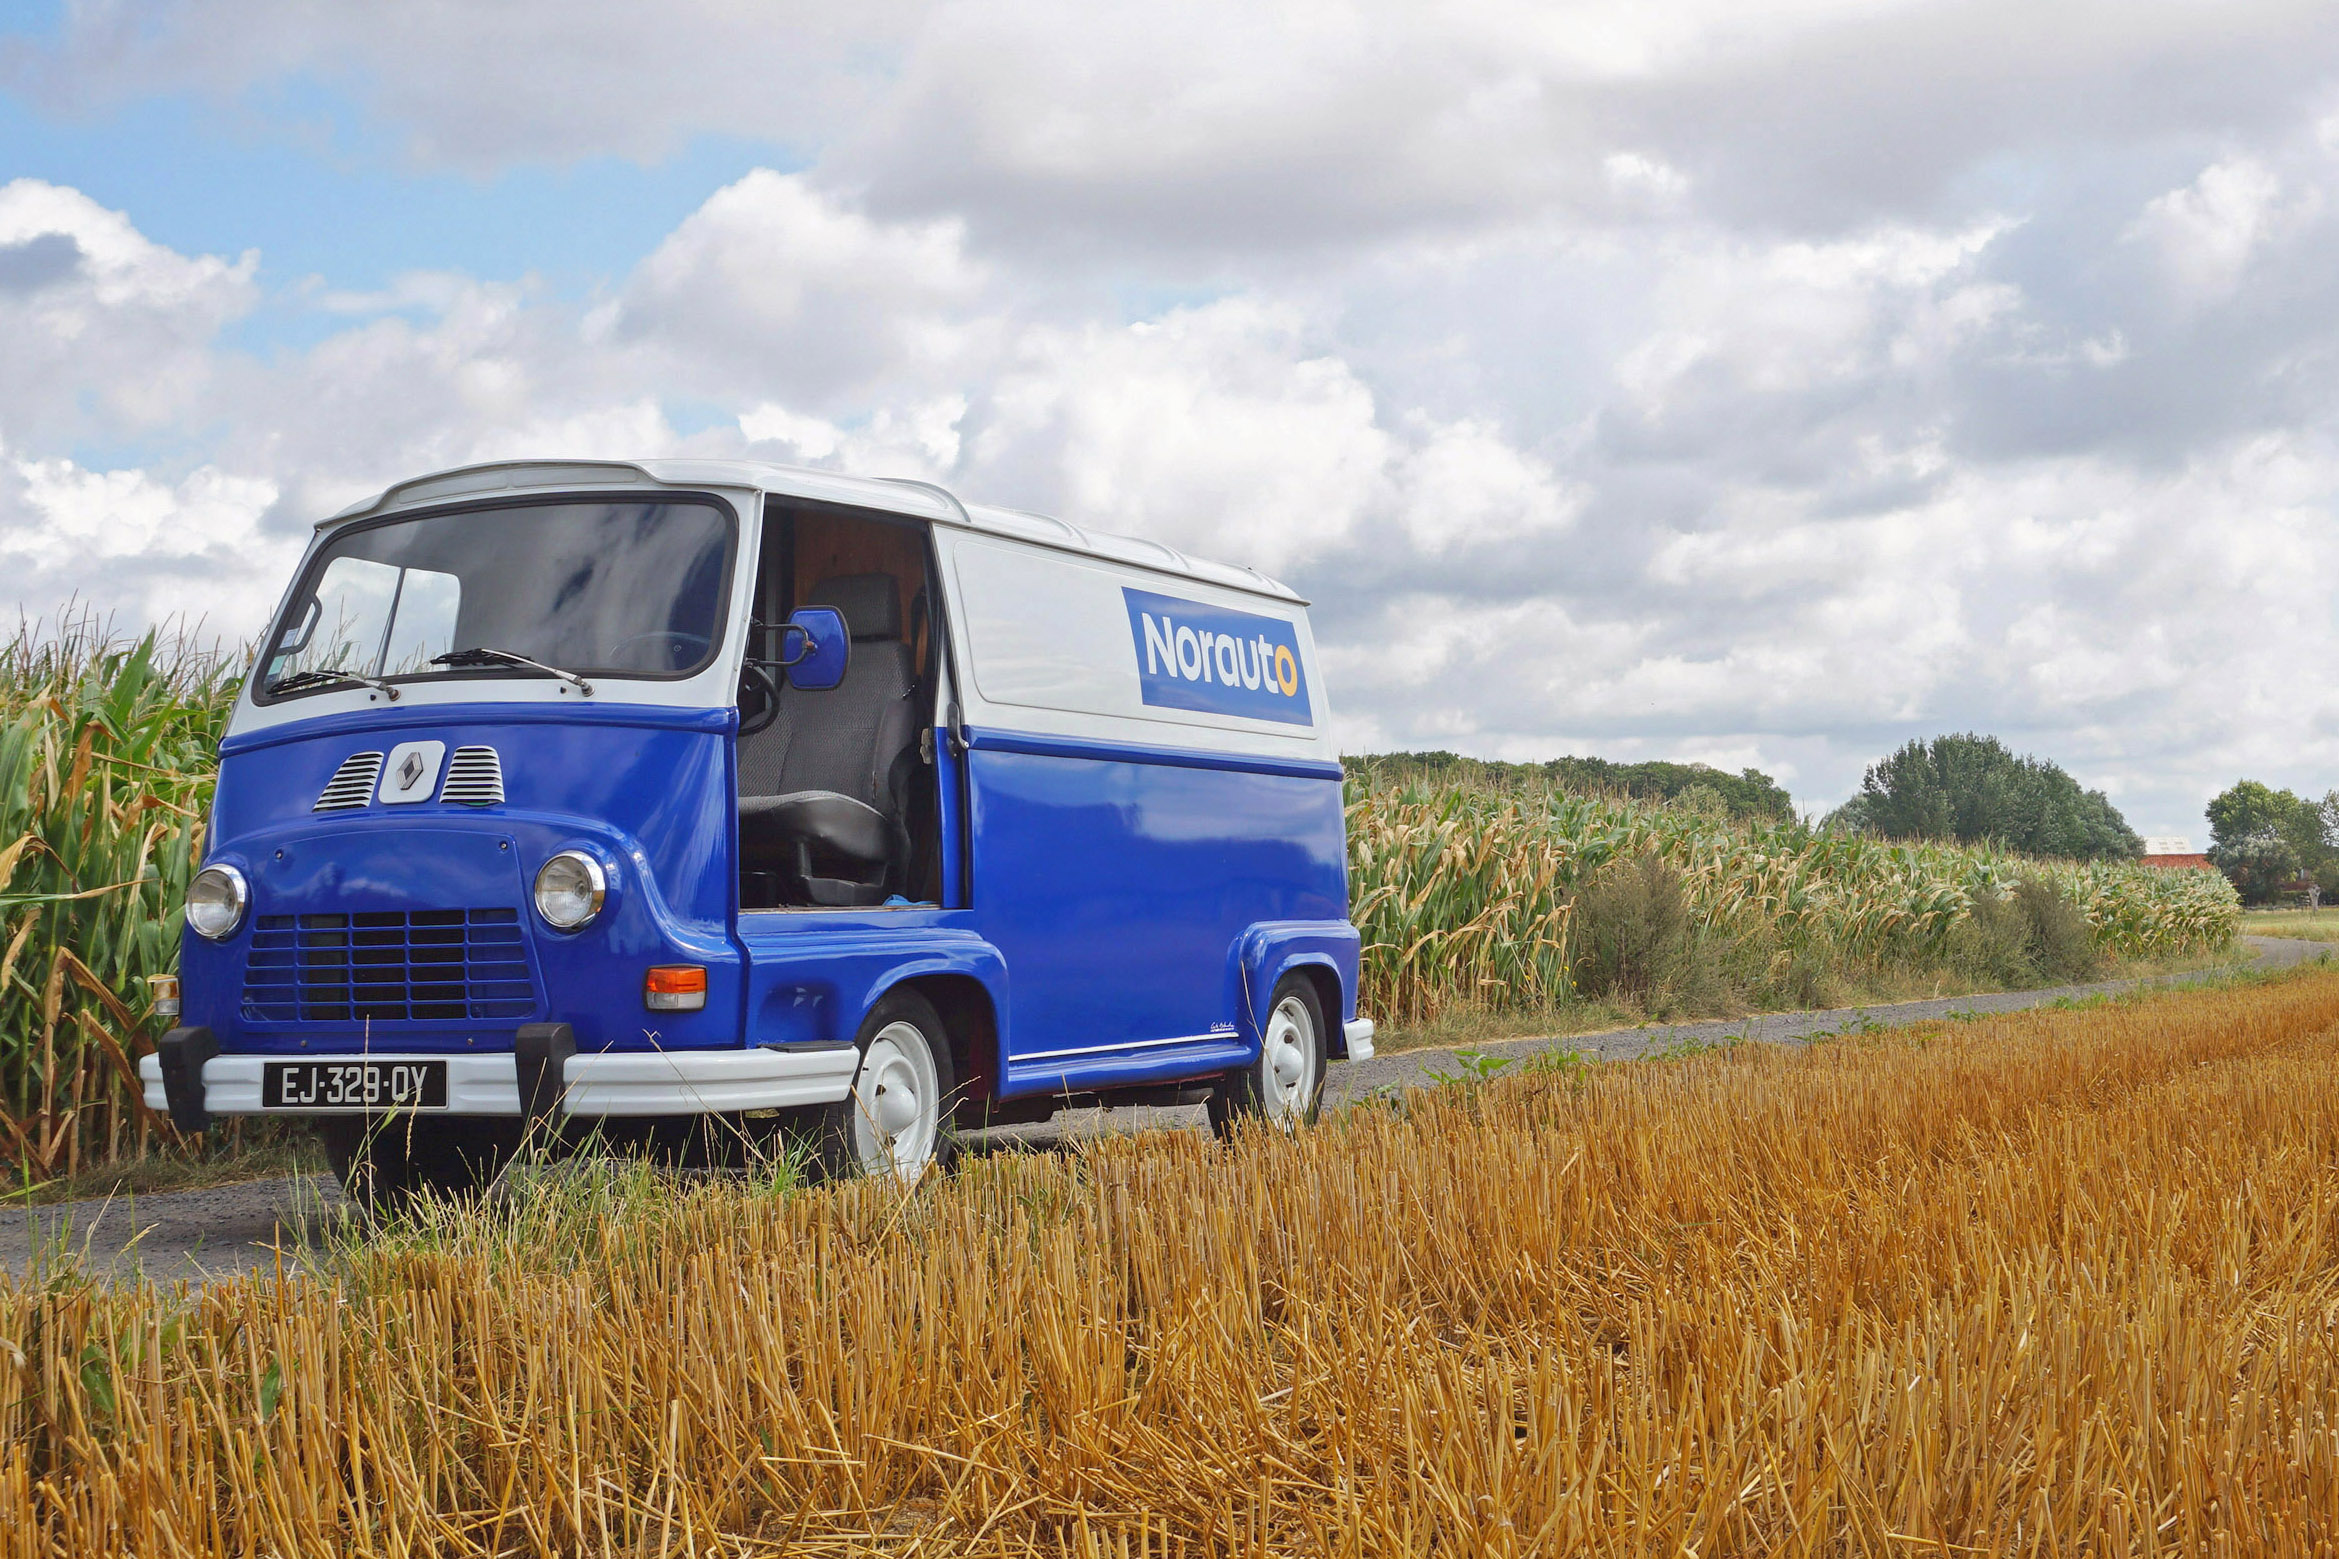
266,667 -> 402,701
431,646 -> 595,697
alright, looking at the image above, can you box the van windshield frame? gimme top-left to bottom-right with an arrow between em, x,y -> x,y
253,491 -> 739,704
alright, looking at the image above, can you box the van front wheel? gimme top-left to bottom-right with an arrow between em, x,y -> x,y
809,989 -> 956,1181
1209,976 -> 1327,1137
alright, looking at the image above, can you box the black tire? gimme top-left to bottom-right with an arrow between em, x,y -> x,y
317,1114 -> 519,1211
1208,974 -> 1328,1138
803,988 -> 957,1181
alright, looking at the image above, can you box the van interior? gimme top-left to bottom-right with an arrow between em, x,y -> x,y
736,500 -> 944,911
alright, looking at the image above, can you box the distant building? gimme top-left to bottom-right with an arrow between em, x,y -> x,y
2140,836 -> 2212,870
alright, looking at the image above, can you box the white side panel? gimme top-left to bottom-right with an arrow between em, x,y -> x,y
939,533 -> 1337,759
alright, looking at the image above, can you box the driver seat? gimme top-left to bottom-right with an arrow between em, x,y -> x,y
737,574 -> 917,906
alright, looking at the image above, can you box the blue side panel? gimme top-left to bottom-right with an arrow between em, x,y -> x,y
189,702 -> 741,1056
932,728 -> 968,910
736,911 -> 1004,1048
961,728 -> 1348,1095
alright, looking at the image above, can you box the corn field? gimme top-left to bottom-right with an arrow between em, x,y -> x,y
1346,778 -> 2241,1027
0,624 -> 2244,1176
0,620 -> 231,1182
9,970 -> 2339,1554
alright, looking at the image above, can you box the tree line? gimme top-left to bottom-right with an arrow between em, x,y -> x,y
1358,733 -> 2327,904
2202,780 -> 2338,904
1342,751 -> 1795,823
1827,734 -> 2142,861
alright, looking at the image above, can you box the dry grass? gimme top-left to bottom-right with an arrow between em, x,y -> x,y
9,969 -> 2339,1554
2242,909 -> 2339,943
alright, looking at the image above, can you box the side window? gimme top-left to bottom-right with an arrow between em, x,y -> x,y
262,559 -> 462,682
265,556 -> 400,683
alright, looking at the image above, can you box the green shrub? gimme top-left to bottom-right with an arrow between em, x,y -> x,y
1570,855 -> 1730,1018
1943,878 -> 2108,987
2013,877 -> 2107,983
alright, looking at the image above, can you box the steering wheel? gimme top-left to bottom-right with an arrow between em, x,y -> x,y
608,630 -> 712,670
737,660 -> 783,737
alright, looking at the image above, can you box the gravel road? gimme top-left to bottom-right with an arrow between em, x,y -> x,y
8,937 -> 2326,1289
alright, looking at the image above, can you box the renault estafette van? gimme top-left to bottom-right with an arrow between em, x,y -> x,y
143,459 -> 1373,1201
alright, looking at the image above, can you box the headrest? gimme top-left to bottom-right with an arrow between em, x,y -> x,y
804,573 -> 902,641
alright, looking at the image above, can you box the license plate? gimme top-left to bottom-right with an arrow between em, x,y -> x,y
263,1060 -> 448,1111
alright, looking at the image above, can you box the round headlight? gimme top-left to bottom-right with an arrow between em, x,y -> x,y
533,851 -> 606,930
186,864 -> 248,941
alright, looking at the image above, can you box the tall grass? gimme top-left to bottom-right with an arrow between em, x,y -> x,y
8,970 -> 2339,1552
1347,776 -> 2240,1027
0,616 -> 234,1181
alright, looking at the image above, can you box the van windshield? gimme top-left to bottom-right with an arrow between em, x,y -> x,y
257,497 -> 733,700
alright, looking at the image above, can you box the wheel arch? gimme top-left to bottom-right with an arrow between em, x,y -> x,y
1281,962 -> 1342,1053
876,971 -> 1002,1106
1230,920 -> 1360,1059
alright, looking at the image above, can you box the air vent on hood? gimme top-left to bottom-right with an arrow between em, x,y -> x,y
439,745 -> 505,806
313,751 -> 385,812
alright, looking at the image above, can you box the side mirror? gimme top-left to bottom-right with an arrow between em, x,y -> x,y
779,607 -> 849,691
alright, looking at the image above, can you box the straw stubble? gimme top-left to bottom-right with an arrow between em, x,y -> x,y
9,971 -> 2339,1554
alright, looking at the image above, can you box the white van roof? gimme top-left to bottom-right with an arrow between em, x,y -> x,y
322,457 -> 1305,605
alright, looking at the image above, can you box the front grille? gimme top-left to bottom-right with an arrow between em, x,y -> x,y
314,751 -> 385,811
241,908 -> 538,1023
439,745 -> 505,805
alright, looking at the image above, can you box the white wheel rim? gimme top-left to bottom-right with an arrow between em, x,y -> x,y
849,1020 -> 941,1180
1259,995 -> 1316,1126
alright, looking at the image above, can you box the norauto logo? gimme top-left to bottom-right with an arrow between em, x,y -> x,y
1122,587 -> 1313,727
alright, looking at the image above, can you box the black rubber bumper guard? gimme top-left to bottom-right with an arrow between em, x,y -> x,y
155,1025 -> 217,1135
514,1022 -> 575,1138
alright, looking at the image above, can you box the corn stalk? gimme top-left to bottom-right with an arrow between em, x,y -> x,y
0,618 -> 235,1181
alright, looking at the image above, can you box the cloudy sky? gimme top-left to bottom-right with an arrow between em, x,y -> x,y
4,1 -> 2338,835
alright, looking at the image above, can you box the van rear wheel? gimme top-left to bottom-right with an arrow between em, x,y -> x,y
1209,975 -> 1327,1137
807,989 -> 956,1181
317,1115 -> 517,1211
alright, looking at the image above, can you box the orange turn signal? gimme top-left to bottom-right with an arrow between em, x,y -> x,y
644,965 -> 708,1012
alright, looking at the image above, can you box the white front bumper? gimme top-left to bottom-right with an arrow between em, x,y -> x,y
1342,1018 -> 1376,1062
139,1045 -> 859,1118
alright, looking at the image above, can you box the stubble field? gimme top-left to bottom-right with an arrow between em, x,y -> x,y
8,967 -> 2339,1555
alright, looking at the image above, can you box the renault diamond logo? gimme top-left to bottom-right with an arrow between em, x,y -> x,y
377,740 -> 446,805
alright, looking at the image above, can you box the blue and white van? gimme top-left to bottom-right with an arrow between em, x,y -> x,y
142,459 -> 1372,1200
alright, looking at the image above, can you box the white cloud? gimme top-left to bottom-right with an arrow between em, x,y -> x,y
738,404 -> 843,460
1388,417 -> 1580,551
1602,152 -> 1690,212
9,0 -> 2339,841
2129,156 -> 2309,298
0,179 -> 256,440
962,300 -> 1392,571
0,449 -> 291,632
607,170 -> 984,405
